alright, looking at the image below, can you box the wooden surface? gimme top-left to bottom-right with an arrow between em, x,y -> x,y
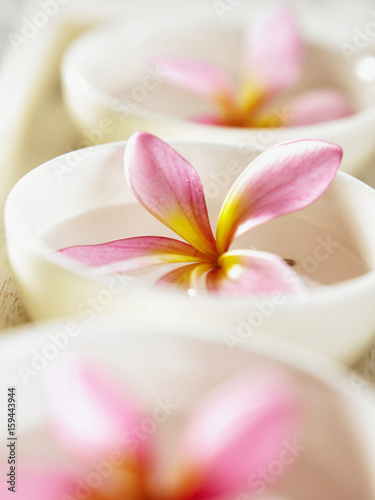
0,235 -> 29,330
0,2 -> 374,385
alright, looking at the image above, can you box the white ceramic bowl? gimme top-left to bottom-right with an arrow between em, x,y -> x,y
0,316 -> 374,499
4,140 -> 375,364
61,20 -> 375,174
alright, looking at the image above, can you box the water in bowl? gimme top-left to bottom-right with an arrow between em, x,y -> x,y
44,203 -> 371,292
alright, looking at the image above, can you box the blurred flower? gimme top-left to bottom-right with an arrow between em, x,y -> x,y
17,357 -> 299,500
59,132 -> 342,296
150,5 -> 354,128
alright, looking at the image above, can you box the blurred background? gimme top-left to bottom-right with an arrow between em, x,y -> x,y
2,0 -> 375,189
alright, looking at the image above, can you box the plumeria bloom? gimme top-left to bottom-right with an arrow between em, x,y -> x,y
150,5 -> 354,128
59,132 -> 343,296
15,357 -> 299,500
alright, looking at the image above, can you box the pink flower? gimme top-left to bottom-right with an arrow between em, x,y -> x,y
59,132 -> 342,296
15,357 -> 299,500
150,5 -> 354,128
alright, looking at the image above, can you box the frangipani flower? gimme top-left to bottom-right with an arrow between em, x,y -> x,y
16,357 -> 299,500
59,132 -> 343,296
150,5 -> 354,128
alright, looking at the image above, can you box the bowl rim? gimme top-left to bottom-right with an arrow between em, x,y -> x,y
61,17 -> 375,135
1,315 -> 375,441
0,313 -> 374,407
5,138 -> 375,313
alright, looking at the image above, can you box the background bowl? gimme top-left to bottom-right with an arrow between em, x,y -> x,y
5,140 -> 375,364
61,20 -> 375,174
0,316 -> 374,499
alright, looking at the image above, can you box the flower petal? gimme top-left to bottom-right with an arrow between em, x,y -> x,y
155,262 -> 212,293
193,113 -> 224,126
4,471 -> 77,500
206,250 -> 304,295
241,5 -> 303,105
150,55 -> 236,103
216,139 -> 342,253
43,355 -> 149,465
125,132 -> 217,257
174,374 -> 300,500
58,236 -> 206,274
287,88 -> 355,126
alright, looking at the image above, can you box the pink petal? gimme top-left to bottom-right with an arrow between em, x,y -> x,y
206,250 -> 304,295
58,236 -> 206,274
287,88 -> 355,126
215,139 -> 342,253
243,5 -> 304,98
124,132 -> 217,258
155,262 -> 212,293
2,471 -> 77,499
150,55 -> 236,103
192,113 -> 224,126
43,356 -> 148,464
176,374 -> 300,500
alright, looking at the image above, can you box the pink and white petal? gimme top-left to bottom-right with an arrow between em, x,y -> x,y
3,471 -> 78,499
58,236 -> 206,274
149,55 -> 236,103
287,88 -> 355,126
125,132 -> 217,257
216,139 -> 342,253
43,355 -> 149,465
206,250 -> 304,296
155,262 -> 212,294
174,374 -> 300,500
242,5 -> 304,100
